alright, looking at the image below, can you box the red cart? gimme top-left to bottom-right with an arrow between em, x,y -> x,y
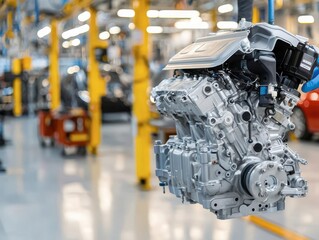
53,109 -> 90,155
38,109 -> 56,147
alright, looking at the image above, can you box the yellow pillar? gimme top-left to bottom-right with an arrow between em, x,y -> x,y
22,56 -> 32,71
132,0 -> 151,189
12,58 -> 22,117
211,9 -> 218,32
6,10 -> 14,39
49,19 -> 60,111
252,6 -> 261,23
87,7 -> 105,155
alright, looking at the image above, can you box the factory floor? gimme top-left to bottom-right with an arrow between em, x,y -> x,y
0,116 -> 318,240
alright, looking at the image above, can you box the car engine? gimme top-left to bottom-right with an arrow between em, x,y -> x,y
152,22 -> 318,219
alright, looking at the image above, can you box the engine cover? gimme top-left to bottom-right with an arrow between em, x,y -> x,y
152,22 -> 316,219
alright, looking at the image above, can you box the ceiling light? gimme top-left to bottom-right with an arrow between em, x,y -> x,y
116,9 -> 199,19
175,20 -> 209,29
117,9 -> 135,18
78,11 -> 91,22
62,41 -> 70,48
99,31 -> 110,40
62,24 -> 90,39
190,17 -> 203,23
218,4 -> 234,14
128,23 -> 135,30
147,10 -> 159,18
71,38 -> 80,46
159,10 -> 200,18
298,15 -> 315,24
217,21 -> 238,29
37,26 -> 51,38
109,26 -> 121,35
146,26 -> 163,34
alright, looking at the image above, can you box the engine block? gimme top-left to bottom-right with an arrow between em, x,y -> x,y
152,22 -> 317,219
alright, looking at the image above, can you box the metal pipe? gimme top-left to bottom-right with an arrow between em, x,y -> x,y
34,0 -> 39,24
268,0 -> 275,25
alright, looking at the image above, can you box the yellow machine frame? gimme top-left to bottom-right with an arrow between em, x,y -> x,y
132,0 -> 152,189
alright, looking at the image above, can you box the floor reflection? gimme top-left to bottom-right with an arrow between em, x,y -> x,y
0,117 -> 316,239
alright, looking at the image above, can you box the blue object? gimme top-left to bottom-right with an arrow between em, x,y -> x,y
260,86 -> 268,95
268,0 -> 275,25
61,0 -> 68,6
302,67 -> 319,92
34,0 -> 40,24
302,58 -> 319,92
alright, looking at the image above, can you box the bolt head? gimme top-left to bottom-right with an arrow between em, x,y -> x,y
200,147 -> 208,153
268,163 -> 274,168
260,169 -> 266,174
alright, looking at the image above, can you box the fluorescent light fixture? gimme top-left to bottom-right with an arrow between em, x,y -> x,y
62,41 -> 70,48
217,21 -> 238,29
67,65 -> 80,74
109,26 -> 121,35
218,4 -> 234,13
117,9 -> 135,18
147,26 -> 163,34
99,31 -> 110,40
78,11 -> 91,22
159,10 -> 200,18
147,10 -> 159,18
71,38 -> 80,46
128,23 -> 135,30
190,16 -> 203,23
116,9 -> 199,19
62,24 -> 90,39
37,26 -> 51,38
175,20 -> 209,29
298,15 -> 315,24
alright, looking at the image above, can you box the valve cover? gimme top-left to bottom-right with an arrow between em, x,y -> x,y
152,22 -> 317,219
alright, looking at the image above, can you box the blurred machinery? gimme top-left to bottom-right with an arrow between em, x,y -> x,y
0,72 -> 14,113
0,99 -> 6,147
60,67 -> 132,114
0,72 -> 9,172
0,70 -> 31,116
24,68 -> 51,112
153,22 -> 317,219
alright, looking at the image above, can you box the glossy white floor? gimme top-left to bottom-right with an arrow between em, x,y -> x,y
0,116 -> 317,240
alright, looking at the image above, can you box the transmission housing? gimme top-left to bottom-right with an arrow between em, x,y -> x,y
152,22 -> 318,219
